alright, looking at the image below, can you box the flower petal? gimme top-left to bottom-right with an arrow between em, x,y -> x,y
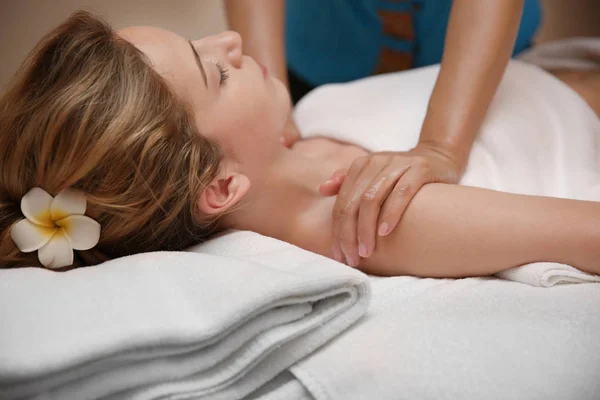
38,228 -> 73,269
21,187 -> 54,227
58,215 -> 101,250
10,219 -> 57,252
51,188 -> 86,221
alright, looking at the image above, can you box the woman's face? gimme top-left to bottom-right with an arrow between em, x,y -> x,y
119,27 -> 291,170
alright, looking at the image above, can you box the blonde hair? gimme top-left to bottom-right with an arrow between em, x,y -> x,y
0,11 -> 223,269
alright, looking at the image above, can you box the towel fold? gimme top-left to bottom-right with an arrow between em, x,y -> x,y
0,245 -> 369,400
294,60 -> 600,287
289,273 -> 600,400
496,261 -> 600,287
192,233 -> 600,400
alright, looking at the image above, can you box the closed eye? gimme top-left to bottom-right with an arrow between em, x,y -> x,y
216,62 -> 229,86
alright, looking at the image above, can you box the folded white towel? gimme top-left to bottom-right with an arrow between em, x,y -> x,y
294,60 -> 600,287
496,262 -> 600,287
191,232 -> 600,400
290,272 -> 600,400
0,246 -> 369,400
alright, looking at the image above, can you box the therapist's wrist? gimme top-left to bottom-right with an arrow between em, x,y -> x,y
415,139 -> 469,176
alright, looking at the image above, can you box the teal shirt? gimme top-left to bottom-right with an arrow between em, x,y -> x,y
286,0 -> 542,86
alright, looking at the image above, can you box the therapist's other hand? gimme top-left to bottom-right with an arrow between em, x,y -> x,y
319,146 -> 461,267
281,116 -> 301,148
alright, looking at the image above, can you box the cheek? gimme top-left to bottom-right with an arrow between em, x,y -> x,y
202,102 -> 279,161
197,78 -> 288,161
231,82 -> 285,142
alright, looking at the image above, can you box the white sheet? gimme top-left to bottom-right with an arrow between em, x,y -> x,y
0,248 -> 369,400
194,231 -> 600,400
294,60 -> 600,287
291,275 -> 600,400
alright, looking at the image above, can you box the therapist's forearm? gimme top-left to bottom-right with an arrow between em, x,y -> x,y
224,0 -> 288,86
419,0 -> 524,172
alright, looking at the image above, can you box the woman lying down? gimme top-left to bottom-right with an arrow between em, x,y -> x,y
0,11 -> 599,277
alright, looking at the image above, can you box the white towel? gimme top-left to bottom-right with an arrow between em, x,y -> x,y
290,274 -> 600,400
191,231 -> 600,400
294,60 -> 600,287
0,245 -> 369,400
191,232 -> 600,400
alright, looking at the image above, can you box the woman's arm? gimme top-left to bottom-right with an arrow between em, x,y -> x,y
325,1 -> 529,266
419,0 -> 525,169
361,184 -> 600,278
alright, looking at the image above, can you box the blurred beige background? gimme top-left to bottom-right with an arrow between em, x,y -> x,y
1,0 -> 599,88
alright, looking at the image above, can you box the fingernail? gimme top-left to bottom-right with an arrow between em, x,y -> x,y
331,246 -> 342,262
280,136 -> 286,145
346,255 -> 357,267
359,243 -> 367,258
378,223 -> 389,236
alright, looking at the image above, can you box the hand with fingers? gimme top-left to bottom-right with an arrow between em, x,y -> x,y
319,145 -> 462,267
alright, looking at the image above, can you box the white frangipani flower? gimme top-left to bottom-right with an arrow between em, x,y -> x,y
10,187 -> 101,269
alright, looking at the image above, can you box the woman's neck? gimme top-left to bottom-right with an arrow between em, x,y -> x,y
224,147 -> 340,257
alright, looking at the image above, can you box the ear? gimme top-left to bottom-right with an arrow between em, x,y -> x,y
198,171 -> 251,216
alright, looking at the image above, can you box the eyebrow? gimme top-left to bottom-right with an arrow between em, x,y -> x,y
188,40 -> 207,88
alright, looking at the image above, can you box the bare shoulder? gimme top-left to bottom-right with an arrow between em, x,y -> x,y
291,136 -> 369,161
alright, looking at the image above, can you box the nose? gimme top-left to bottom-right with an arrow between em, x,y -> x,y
193,31 -> 243,68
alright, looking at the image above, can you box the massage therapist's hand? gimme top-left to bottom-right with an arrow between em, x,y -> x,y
320,145 -> 462,267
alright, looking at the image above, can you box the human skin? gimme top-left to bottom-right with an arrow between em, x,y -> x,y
225,0 -> 528,267
118,27 -> 600,278
224,0 -> 300,147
